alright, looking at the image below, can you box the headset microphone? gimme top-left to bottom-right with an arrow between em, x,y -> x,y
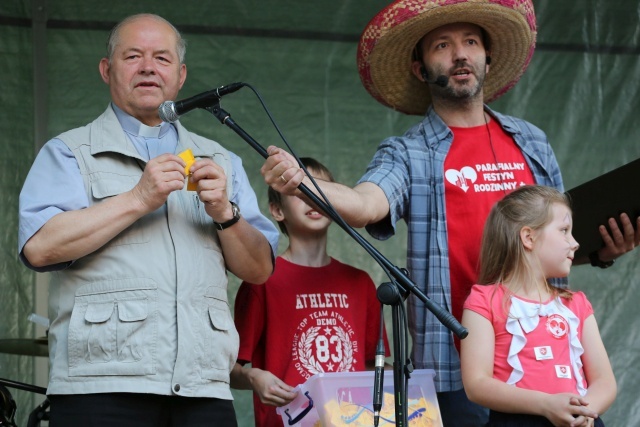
420,66 -> 448,88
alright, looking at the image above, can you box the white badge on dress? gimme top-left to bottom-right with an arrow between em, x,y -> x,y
555,365 -> 572,379
534,346 -> 553,360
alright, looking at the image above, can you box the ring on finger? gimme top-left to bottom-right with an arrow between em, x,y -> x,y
279,174 -> 288,183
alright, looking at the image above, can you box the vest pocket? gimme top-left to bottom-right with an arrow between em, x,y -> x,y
200,287 -> 239,382
83,301 -> 116,363
68,279 -> 158,377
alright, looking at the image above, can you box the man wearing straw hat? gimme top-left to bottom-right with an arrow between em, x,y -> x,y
262,0 -> 639,425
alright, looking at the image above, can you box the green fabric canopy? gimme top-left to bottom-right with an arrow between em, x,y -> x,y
1,1 -> 638,425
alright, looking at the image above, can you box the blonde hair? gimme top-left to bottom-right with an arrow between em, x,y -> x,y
478,185 -> 573,299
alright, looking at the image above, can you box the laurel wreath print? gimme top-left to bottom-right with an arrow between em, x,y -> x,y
335,326 -> 354,372
297,325 -> 354,375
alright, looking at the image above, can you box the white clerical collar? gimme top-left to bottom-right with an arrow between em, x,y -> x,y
111,103 -> 173,138
138,122 -> 162,138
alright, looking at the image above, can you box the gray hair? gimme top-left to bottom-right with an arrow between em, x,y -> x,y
106,14 -> 186,64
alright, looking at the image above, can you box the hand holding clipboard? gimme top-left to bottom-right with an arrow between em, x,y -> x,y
566,157 -> 640,263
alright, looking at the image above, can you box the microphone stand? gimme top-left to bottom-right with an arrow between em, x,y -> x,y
205,101 -> 467,426
377,281 -> 412,426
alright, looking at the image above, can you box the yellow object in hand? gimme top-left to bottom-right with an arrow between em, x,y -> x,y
178,148 -> 197,191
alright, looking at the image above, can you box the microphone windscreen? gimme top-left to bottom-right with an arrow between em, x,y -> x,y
435,75 -> 449,88
158,102 -> 179,123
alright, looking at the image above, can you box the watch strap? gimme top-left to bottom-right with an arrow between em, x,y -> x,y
588,251 -> 615,269
213,202 -> 241,230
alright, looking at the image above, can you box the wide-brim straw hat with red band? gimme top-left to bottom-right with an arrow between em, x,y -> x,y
357,0 -> 537,115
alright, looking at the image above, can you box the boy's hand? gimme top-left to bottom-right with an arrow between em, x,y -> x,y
249,368 -> 298,407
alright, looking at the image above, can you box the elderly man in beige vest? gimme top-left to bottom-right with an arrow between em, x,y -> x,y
18,13 -> 278,427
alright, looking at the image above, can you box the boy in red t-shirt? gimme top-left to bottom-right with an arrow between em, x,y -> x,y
230,157 -> 389,427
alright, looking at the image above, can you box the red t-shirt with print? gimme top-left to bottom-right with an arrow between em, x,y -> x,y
234,257 -> 389,427
444,118 -> 534,351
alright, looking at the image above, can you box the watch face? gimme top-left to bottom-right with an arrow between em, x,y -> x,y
214,202 -> 241,230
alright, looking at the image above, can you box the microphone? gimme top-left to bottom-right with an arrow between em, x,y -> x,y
429,74 -> 449,88
372,308 -> 386,427
158,82 -> 244,123
420,66 -> 448,88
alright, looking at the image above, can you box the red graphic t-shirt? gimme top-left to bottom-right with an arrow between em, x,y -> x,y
444,118 -> 534,351
234,257 -> 389,427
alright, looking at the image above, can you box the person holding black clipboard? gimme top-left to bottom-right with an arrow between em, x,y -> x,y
260,0 -> 639,425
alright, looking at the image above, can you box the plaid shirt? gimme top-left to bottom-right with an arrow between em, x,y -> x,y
358,105 -> 565,392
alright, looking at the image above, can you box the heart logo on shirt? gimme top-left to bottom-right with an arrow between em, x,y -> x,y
546,314 -> 569,339
445,167 -> 477,192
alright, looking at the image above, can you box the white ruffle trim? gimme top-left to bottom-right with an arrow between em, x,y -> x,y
505,296 -> 586,396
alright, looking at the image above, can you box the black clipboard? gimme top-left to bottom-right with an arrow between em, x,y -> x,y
566,157 -> 640,258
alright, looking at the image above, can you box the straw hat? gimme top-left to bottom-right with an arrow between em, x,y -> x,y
357,0 -> 537,115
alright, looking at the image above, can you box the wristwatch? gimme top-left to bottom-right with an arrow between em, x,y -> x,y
588,251 -> 615,269
213,202 -> 241,230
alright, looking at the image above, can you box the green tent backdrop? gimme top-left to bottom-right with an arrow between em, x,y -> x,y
1,1 -> 638,425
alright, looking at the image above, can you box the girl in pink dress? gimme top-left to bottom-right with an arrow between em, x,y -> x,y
461,185 -> 616,427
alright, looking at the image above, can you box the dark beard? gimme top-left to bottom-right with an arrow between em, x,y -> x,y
440,84 -> 481,100
429,60 -> 485,104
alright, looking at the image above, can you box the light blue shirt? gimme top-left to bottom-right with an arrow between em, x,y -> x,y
18,103 -> 278,270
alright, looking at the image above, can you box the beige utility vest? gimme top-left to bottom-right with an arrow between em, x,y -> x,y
47,106 -> 238,399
